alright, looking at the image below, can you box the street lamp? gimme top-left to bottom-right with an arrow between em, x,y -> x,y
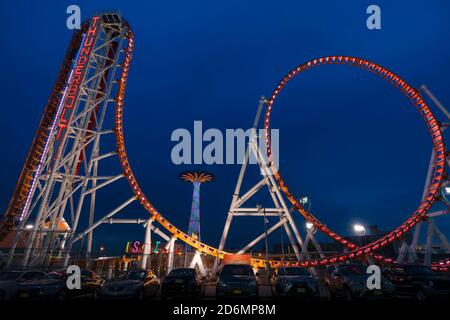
305,222 -> 314,230
257,204 -> 270,278
353,224 -> 366,236
25,224 -> 33,230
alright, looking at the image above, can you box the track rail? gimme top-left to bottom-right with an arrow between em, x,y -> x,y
0,23 -> 88,239
264,56 -> 446,267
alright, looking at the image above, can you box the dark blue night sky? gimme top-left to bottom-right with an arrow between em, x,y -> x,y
1,1 -> 450,254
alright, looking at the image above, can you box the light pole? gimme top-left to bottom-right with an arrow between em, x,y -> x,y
99,246 -> 105,273
258,204 -> 270,278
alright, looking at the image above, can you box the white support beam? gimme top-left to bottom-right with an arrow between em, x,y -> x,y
70,196 -> 136,244
219,96 -> 304,261
141,219 -> 153,270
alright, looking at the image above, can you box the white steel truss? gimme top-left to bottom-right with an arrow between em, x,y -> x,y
397,85 -> 450,265
5,15 -> 138,269
219,97 -> 323,262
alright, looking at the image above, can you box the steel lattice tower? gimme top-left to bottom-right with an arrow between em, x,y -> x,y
0,13 -> 134,268
180,171 -> 214,242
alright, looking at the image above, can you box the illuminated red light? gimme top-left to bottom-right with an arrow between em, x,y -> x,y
262,56 -> 445,267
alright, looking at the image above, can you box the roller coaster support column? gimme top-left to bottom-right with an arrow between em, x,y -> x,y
141,219 -> 153,270
189,251 -> 207,277
219,96 -> 304,261
302,222 -> 324,260
219,96 -> 266,250
166,237 -> 176,274
93,217 -> 171,269
409,148 -> 435,256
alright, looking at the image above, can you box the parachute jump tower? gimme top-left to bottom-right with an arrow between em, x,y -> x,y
180,171 -> 214,243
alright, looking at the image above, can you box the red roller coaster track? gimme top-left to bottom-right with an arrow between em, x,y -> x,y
0,23 -> 88,239
264,56 -> 446,267
1,15 -> 448,270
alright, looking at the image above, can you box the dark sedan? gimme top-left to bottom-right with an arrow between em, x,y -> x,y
384,264 -> 450,300
0,271 -> 46,300
101,269 -> 159,300
272,266 -> 319,298
16,270 -> 103,300
15,272 -> 65,300
216,264 -> 258,299
325,264 -> 395,300
161,268 -> 203,299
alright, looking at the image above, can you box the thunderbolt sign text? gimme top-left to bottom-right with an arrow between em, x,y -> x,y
56,16 -> 100,140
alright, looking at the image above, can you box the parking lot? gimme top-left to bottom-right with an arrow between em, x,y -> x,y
1,262 -> 449,302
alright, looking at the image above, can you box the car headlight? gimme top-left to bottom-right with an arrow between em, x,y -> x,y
218,280 -> 227,287
285,281 -> 294,287
306,280 -> 317,289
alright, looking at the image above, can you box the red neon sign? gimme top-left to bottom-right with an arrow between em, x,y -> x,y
56,16 -> 101,140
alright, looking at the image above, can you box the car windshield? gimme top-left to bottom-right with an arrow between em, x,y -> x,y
221,265 -> 253,276
279,267 -> 310,276
119,271 -> 146,280
404,266 -> 436,275
0,271 -> 22,281
168,269 -> 195,277
340,265 -> 367,275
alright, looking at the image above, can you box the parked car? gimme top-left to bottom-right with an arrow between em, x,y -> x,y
272,266 -> 318,298
216,264 -> 258,299
161,268 -> 203,298
324,264 -> 395,300
15,272 -> 65,300
0,271 -> 46,300
15,269 -> 103,300
101,269 -> 159,300
383,264 -> 450,300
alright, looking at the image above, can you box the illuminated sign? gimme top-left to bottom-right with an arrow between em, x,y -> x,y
18,16 -> 101,221
56,16 -> 101,140
125,240 -> 162,255
126,241 -> 145,254
153,241 -> 161,253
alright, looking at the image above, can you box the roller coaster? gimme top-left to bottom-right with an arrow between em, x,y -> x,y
1,13 -> 449,271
